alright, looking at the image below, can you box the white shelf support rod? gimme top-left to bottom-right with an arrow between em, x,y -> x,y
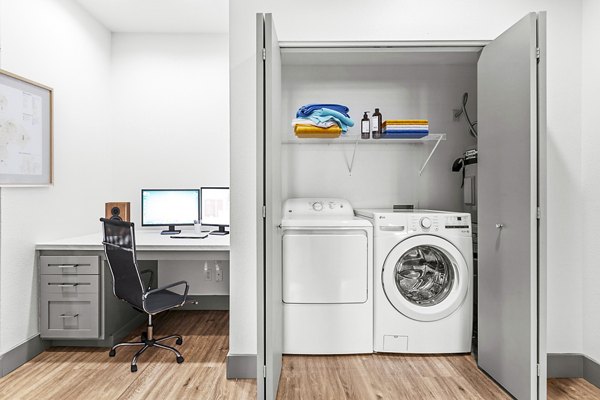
419,134 -> 444,175
346,139 -> 359,175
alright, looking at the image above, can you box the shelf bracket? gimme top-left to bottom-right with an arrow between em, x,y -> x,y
419,134 -> 444,175
345,139 -> 359,175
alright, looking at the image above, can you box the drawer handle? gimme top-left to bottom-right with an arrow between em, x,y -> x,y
48,283 -> 80,287
59,314 -> 79,318
54,264 -> 79,268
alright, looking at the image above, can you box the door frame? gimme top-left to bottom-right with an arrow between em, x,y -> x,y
258,34 -> 546,399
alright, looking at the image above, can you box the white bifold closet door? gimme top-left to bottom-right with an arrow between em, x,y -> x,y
477,12 -> 547,400
256,13 -> 283,400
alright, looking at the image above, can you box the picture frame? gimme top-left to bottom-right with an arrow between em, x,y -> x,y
0,69 -> 53,186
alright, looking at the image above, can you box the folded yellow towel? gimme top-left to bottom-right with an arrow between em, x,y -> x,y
383,120 -> 429,125
295,132 -> 341,139
294,124 -> 342,134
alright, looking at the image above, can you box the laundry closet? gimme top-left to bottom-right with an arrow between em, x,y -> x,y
257,12 -> 546,400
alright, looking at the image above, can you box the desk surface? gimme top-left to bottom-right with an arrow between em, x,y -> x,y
35,229 -> 230,252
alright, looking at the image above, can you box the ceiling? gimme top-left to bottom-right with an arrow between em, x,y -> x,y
76,0 -> 228,34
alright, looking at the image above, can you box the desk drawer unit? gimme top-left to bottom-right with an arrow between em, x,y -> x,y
40,255 -> 99,275
41,275 -> 99,295
40,256 -> 101,339
41,293 -> 99,339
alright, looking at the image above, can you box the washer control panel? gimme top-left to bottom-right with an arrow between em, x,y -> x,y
284,198 -> 354,216
443,214 -> 471,235
409,215 -> 441,233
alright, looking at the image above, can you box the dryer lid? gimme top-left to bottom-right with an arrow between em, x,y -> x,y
282,198 -> 372,228
281,215 -> 372,228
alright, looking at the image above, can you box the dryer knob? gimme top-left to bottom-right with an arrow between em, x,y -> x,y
420,217 -> 432,229
312,202 -> 323,211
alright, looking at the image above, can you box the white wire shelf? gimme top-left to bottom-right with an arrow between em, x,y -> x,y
282,133 -> 445,145
282,133 -> 446,176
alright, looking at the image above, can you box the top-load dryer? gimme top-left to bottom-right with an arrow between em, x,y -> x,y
281,198 -> 373,354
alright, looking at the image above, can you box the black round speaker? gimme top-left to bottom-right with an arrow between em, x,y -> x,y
110,207 -> 122,221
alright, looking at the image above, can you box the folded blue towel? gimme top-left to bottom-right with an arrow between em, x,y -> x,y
297,103 -> 350,118
312,108 -> 354,127
305,114 -> 349,132
381,132 -> 429,139
383,129 -> 429,134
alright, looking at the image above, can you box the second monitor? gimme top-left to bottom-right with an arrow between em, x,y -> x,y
201,187 -> 230,235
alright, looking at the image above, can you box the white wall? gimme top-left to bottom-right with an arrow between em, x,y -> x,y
0,7 -> 230,355
0,0 -> 112,353
110,33 -> 230,223
581,0 -> 600,363
230,0 -> 584,356
281,63 -> 477,211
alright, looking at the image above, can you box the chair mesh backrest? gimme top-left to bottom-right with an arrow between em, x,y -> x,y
101,218 -> 144,310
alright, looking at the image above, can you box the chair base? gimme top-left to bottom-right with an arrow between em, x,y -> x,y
109,331 -> 184,372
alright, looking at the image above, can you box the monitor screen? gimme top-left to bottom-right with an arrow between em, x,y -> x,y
201,187 -> 230,227
141,189 -> 199,226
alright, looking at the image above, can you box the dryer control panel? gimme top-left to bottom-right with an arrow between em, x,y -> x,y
283,198 -> 354,217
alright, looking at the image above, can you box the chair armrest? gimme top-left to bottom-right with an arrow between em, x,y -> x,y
144,280 -> 189,302
139,269 -> 154,291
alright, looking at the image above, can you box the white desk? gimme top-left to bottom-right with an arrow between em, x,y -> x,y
35,229 -> 230,347
36,229 -> 230,256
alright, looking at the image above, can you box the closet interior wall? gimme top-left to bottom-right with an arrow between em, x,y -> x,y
281,51 -> 478,211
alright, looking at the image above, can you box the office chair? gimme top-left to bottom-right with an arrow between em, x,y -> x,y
100,218 -> 190,372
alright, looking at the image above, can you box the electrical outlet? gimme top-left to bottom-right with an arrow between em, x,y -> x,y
215,262 -> 223,282
204,261 -> 212,281
453,109 -> 462,121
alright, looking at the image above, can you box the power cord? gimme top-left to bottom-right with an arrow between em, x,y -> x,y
461,92 -> 478,139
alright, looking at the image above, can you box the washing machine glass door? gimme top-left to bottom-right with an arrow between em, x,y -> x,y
382,235 -> 469,322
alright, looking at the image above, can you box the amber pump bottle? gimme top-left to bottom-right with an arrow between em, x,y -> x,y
372,108 -> 382,139
361,112 -> 370,139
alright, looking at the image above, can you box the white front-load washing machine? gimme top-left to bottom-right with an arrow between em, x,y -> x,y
355,209 -> 473,354
282,198 -> 373,354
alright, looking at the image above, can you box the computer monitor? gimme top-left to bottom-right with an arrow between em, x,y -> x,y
141,189 -> 200,235
201,187 -> 230,235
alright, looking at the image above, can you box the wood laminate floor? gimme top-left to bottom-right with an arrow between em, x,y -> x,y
278,354 -> 600,400
0,310 -> 599,399
0,310 -> 255,400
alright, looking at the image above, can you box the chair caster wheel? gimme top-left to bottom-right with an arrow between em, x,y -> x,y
131,365 -> 138,373
109,349 -> 116,357
176,338 -> 183,345
177,356 -> 184,364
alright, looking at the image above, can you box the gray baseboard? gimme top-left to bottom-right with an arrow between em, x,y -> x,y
179,295 -> 229,311
0,335 -> 48,377
548,353 -> 600,389
227,353 -> 256,379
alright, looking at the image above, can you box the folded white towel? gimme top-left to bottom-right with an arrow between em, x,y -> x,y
291,118 -> 337,128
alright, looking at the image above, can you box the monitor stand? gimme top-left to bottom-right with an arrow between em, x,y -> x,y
161,225 -> 181,235
210,226 -> 229,236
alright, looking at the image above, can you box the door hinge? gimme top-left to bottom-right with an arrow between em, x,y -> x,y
536,363 -> 541,377
536,207 -> 541,220
263,365 -> 267,378
536,47 -> 540,60
262,48 -> 266,61
262,205 -> 266,219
